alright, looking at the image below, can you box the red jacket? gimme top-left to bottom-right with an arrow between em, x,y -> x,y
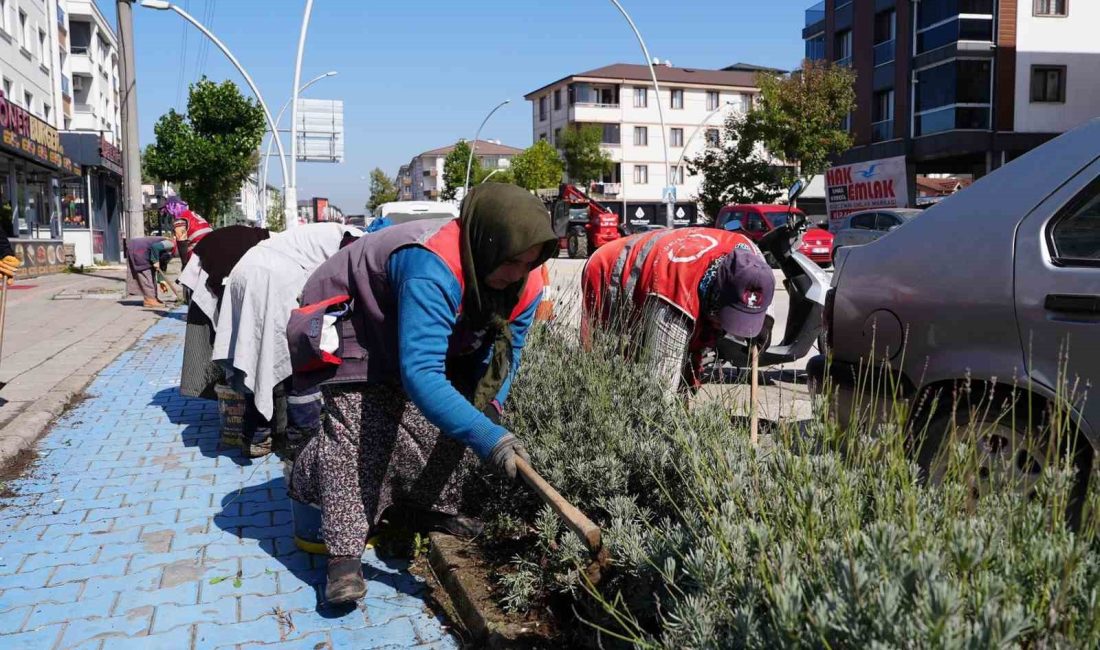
174,210 -> 213,243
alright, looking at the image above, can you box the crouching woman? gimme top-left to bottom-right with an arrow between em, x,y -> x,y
287,184 -> 558,604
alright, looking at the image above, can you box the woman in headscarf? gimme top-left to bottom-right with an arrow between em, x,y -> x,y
287,184 -> 557,604
212,222 -> 362,456
125,235 -> 176,308
178,225 -> 270,400
163,197 -> 212,268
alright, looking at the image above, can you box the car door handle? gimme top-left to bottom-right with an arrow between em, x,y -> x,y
1044,294 -> 1100,315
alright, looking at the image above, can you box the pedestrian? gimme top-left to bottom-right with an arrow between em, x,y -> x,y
125,235 -> 176,309
211,222 -> 362,457
286,183 -> 557,604
581,227 -> 776,393
178,225 -> 270,400
163,197 -> 212,268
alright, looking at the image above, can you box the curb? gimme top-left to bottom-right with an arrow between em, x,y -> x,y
0,315 -> 158,469
427,532 -> 548,648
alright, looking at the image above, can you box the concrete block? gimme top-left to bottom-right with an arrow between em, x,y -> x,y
151,596 -> 237,634
24,590 -> 115,627
59,611 -> 153,648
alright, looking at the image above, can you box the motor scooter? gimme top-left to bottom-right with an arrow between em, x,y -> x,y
715,179 -> 831,367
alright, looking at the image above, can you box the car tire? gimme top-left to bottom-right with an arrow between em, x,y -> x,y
567,230 -> 588,259
831,247 -> 841,263
909,387 -> 1092,526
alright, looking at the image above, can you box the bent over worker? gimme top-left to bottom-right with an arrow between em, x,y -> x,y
125,235 -> 176,309
581,227 -> 776,393
286,184 -> 557,605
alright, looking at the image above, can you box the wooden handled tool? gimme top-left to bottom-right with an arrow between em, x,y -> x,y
749,343 -> 760,445
515,456 -> 601,554
0,280 -> 8,390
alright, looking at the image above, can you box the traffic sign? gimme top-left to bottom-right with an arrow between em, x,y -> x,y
662,185 -> 677,203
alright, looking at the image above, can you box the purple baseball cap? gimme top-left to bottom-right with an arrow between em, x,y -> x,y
713,248 -> 775,338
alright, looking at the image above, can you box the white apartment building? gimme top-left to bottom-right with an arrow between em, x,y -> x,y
525,63 -> 760,210
396,139 -> 523,202
61,0 -> 119,139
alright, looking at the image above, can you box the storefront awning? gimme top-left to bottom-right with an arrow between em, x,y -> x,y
60,132 -> 123,178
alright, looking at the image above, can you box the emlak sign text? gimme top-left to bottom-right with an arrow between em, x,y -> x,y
825,156 -> 909,227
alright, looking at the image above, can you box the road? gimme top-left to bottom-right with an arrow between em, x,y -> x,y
545,257 -> 822,423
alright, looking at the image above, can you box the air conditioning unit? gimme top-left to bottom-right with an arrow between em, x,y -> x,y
72,76 -> 85,92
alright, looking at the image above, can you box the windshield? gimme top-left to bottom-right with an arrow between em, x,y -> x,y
764,211 -> 789,227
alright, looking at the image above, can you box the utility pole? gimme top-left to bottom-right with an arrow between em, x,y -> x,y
117,0 -> 145,240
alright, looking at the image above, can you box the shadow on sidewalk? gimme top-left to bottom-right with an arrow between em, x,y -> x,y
214,477 -> 429,618
150,387 -> 253,467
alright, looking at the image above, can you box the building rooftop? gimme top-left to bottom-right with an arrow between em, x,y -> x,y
722,62 -> 786,75
418,139 -> 524,158
525,63 -> 762,99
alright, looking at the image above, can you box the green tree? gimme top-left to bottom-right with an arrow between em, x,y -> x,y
511,140 -> 564,190
476,167 -> 516,185
689,112 -> 793,221
144,78 -> 267,221
266,188 -> 285,232
559,125 -> 613,185
366,168 -> 399,212
442,140 -> 479,201
754,60 -> 857,180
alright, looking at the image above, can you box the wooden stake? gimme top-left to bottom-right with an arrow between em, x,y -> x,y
515,456 -> 601,554
749,343 -> 759,445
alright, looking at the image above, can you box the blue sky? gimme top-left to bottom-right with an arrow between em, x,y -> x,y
105,0 -> 810,213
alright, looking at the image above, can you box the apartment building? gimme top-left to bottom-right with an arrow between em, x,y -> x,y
396,139 -> 523,202
803,0 -> 1100,178
525,63 -> 761,223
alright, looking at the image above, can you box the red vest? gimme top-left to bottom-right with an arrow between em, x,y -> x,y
582,227 -> 759,326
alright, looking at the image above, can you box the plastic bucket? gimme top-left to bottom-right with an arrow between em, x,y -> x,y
214,383 -> 248,447
283,460 -> 328,555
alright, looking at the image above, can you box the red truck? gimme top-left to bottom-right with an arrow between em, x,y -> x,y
545,184 -> 622,258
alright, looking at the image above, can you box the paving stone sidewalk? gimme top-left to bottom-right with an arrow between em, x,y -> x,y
0,312 -> 459,649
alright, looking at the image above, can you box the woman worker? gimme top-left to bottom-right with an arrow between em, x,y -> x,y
126,235 -> 176,308
287,184 -> 557,604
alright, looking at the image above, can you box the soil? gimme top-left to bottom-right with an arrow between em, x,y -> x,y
0,447 -> 38,505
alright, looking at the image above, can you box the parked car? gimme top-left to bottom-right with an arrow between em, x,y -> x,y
715,204 -> 834,267
808,118 -> 1100,503
830,208 -> 923,260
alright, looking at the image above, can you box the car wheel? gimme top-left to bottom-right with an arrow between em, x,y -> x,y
910,388 -> 1092,523
567,231 -> 588,259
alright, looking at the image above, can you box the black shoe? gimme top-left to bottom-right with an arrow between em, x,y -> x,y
325,556 -> 366,604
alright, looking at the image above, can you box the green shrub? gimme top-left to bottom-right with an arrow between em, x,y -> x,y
490,319 -> 1100,648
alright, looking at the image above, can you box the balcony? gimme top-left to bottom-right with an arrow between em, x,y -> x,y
873,40 -> 895,66
804,1 -> 825,28
74,103 -> 93,114
871,120 -> 894,142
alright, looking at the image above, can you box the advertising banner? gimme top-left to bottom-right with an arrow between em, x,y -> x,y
824,155 -> 909,228
0,91 -> 68,172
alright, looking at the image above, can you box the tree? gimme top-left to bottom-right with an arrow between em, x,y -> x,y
688,112 -> 792,221
144,78 -> 267,221
442,140 -> 479,201
559,125 -> 613,185
753,60 -> 857,180
476,167 -> 516,186
265,188 -> 285,232
511,140 -> 564,190
366,168 -> 398,212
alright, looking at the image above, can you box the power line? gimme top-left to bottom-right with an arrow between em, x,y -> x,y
196,0 -> 217,78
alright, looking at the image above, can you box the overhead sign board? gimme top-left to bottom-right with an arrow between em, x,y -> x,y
0,90 -> 71,172
824,155 -> 909,228
295,99 -> 344,163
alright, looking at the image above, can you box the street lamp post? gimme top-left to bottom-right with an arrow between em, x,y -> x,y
287,0 -> 315,229
140,0 -> 296,230
462,99 -> 510,199
260,71 -> 337,223
480,168 -> 504,184
607,0 -> 673,227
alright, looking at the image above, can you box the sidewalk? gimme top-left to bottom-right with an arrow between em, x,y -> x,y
0,312 -> 457,649
0,267 -> 166,465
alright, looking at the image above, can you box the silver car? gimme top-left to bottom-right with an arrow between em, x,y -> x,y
809,118 -> 1100,497
830,208 -> 922,261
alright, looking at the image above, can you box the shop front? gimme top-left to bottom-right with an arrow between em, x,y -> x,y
0,90 -> 79,277
59,133 -> 123,266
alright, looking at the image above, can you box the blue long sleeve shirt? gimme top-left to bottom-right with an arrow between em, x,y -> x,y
387,246 -> 539,459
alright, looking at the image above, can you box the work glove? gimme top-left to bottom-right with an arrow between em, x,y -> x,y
486,433 -> 529,482
0,255 -> 21,283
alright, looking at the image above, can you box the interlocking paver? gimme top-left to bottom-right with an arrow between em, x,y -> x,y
0,314 -> 457,649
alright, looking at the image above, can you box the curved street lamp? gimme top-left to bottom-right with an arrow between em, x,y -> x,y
260,71 -> 338,222
287,0 -> 315,228
140,0 -> 296,230
462,99 -> 510,199
671,101 -> 734,187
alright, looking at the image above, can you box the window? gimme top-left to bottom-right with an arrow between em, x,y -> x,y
706,91 -> 720,111
914,59 -> 993,136
872,89 -> 894,141
554,127 -> 561,143
670,88 -> 684,109
671,166 -> 685,185
1034,0 -> 1067,16
835,29 -> 852,65
670,128 -> 684,147
23,91 -> 32,112
38,28 -> 45,62
1031,66 -> 1066,103
633,126 -> 648,146
850,213 -> 876,230
634,165 -> 648,184
539,132 -> 547,141
2,78 -> 10,98
0,0 -> 6,34
705,128 -> 720,146
1049,180 -> 1100,263
538,96 -> 547,121
43,103 -> 49,121
805,32 -> 825,62
876,214 -> 903,230
553,89 -> 561,111
915,0 -> 994,54
633,87 -> 647,108
18,9 -> 26,48
599,123 -> 621,144
873,10 -> 896,66
745,213 -> 765,231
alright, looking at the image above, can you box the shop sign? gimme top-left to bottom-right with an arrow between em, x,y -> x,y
0,90 -> 65,172
825,155 -> 910,228
11,239 -> 67,277
98,136 -> 123,175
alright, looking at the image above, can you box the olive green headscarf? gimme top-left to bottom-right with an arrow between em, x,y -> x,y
451,183 -> 558,408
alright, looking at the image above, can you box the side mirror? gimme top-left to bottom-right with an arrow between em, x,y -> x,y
787,178 -> 806,203
723,219 -> 742,231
